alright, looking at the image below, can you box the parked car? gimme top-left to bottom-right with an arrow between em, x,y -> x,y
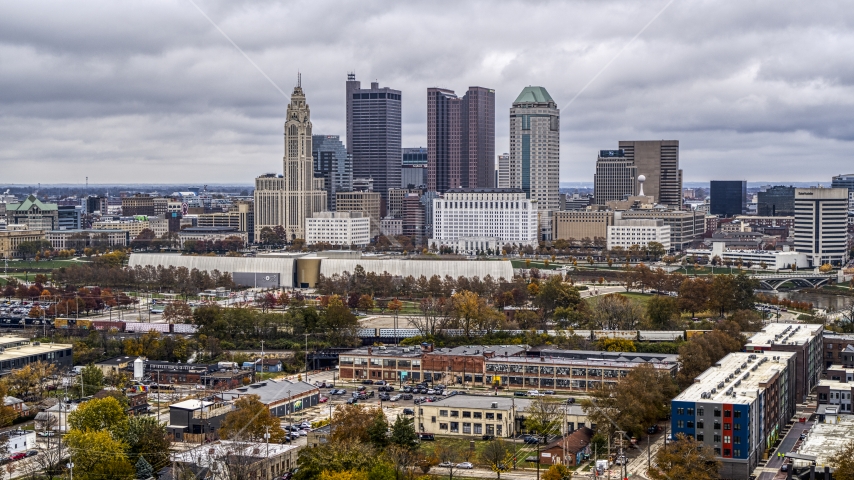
390,395 -> 401,402
361,380 -> 374,385
402,408 -> 415,415
614,456 -> 627,466
357,386 -> 367,392
378,394 -> 390,401
10,453 -> 26,461
347,398 -> 358,404
419,433 -> 435,441
482,435 -> 495,441
647,425 -> 661,434
523,436 -> 539,444
375,381 -> 386,385
438,462 -> 454,468
25,451 -> 38,458
402,394 -> 413,400
514,391 -> 527,397
457,462 -> 473,469
781,464 -> 789,472
319,396 -> 328,403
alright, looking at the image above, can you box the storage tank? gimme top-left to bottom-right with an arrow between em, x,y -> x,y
133,357 -> 145,381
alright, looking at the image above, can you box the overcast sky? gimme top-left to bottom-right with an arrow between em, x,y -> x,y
2,0 -> 852,185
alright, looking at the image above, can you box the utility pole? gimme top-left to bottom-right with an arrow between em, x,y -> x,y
304,333 -> 309,383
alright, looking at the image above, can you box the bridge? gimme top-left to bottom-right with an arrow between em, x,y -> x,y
748,273 -> 834,290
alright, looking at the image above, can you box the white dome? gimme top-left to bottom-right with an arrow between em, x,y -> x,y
637,175 -> 646,183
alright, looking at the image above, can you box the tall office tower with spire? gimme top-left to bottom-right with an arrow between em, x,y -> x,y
617,140 -> 682,209
254,78 -> 327,242
346,74 -> 402,215
506,86 -> 560,211
427,87 -> 495,193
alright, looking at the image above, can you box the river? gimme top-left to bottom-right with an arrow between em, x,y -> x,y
774,290 -> 854,312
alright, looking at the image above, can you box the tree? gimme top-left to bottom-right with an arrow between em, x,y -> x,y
162,301 -> 193,323
80,363 -> 105,396
646,295 -> 679,329
590,294 -> 644,330
820,263 -> 834,273
65,429 -> 134,480
5,361 -> 57,401
129,229 -> 157,251
524,397 -> 563,478
830,438 -> 854,480
389,415 -> 418,450
434,443 -> 462,479
707,274 -> 736,317
367,409 -> 390,448
646,242 -> 666,260
126,415 -> 171,470
68,396 -> 129,438
676,327 -> 745,389
480,439 -> 513,479
678,277 -> 710,317
329,404 -> 378,445
648,433 -> 720,480
135,456 -> 154,480
543,464 -> 573,480
357,294 -> 375,313
596,338 -> 636,352
581,364 -> 678,440
219,394 -> 286,442
534,276 -> 582,320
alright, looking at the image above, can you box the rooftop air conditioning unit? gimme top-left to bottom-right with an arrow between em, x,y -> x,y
491,402 -> 498,408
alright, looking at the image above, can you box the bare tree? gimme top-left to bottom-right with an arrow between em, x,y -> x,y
32,415 -> 66,479
435,443 -> 462,479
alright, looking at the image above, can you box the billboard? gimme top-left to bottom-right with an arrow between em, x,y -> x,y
233,272 -> 280,288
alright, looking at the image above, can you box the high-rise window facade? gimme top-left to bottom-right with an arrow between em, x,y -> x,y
794,187 -> 849,267
507,87 -> 560,211
312,135 -> 352,212
710,181 -> 747,217
346,74 -> 402,215
618,140 -> 682,209
594,150 -> 637,205
757,186 -> 795,216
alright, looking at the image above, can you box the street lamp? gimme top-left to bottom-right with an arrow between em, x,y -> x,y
66,462 -> 74,480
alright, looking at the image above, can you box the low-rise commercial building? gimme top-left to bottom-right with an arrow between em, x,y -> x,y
823,332 -> 854,371
170,440 -> 300,479
0,228 -> 46,259
0,337 -> 73,376
552,210 -> 613,242
167,399 -> 233,442
620,209 -> 705,251
218,379 -> 319,418
816,379 -> 854,413
177,226 -> 247,247
686,242 -> 808,269
606,219 -> 671,251
305,211 -> 371,247
92,219 -> 150,238
671,352 -> 798,480
335,191 -> 382,238
4,195 -> 58,231
417,395 -> 588,439
339,345 -> 425,383
422,345 -> 528,385
744,323 -> 824,403
46,229 -> 128,250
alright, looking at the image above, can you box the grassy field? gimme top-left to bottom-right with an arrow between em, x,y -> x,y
584,291 -> 655,307
2,259 -> 81,270
419,436 -> 544,470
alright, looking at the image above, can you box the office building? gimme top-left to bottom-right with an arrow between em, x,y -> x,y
0,229 -> 46,259
671,352 -> 797,480
593,150 -> 637,204
121,194 -> 156,216
387,188 -> 423,219
552,210 -> 613,242
5,195 -> 58,231
57,205 -> 83,230
496,153 -> 510,188
427,87 -> 495,193
618,140 -> 682,208
606,219 -> 671,251
352,177 -> 374,192
822,332 -> 854,371
620,209 -> 705,251
92,219 -> 150,238
793,187 -> 849,266
380,217 -> 402,238
171,440 -> 300,479
710,181 -> 748,217
432,188 -> 538,248
832,173 -> 854,193
0,337 -> 73,376
85,196 -> 108,215
402,193 -> 425,246
335,191 -> 381,238
254,80 -> 328,242
686,242 -> 808,270
346,74 -> 401,214
402,147 -> 428,166
177,227 -> 247,248
305,211 -> 370,247
401,165 -> 426,189
560,193 -> 593,211
757,186 -> 795,217
744,323 -> 824,404
47,229 -> 129,250
312,135 -> 352,211
507,87 -> 560,211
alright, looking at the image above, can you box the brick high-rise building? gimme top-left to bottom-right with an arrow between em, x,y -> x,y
346,74 -> 401,215
618,140 -> 682,209
427,86 -> 495,193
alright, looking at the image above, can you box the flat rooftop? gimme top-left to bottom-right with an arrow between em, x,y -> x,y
674,352 -> 796,404
818,379 -> 852,390
0,341 -> 73,363
428,345 -> 528,357
342,346 -> 424,358
485,356 -> 677,370
745,323 -> 823,348
172,440 -> 299,463
797,416 -> 854,467
425,395 -> 586,416
536,349 -> 679,363
219,379 -> 317,405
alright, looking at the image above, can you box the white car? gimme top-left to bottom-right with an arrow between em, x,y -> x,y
390,395 -> 401,402
457,462 -> 473,469
297,430 -> 308,436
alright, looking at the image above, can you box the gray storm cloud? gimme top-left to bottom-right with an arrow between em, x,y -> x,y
1,0 -> 852,184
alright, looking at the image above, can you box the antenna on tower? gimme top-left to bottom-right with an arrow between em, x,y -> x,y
297,72 -> 301,88
86,176 -> 88,190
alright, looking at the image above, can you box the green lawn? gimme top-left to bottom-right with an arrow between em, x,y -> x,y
585,291 -> 655,307
2,259 -> 81,270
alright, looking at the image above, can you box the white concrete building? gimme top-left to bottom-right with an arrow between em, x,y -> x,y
606,219 -> 671,251
686,242 -> 809,270
380,217 -> 402,238
305,211 -> 370,247
794,188 -> 849,267
92,219 -> 150,238
431,188 -> 537,248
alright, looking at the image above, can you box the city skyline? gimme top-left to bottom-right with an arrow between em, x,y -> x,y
3,1 -> 854,184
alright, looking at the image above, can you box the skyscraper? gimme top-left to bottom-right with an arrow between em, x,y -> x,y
496,153 -> 510,188
757,185 -> 795,216
618,140 -> 682,208
312,135 -> 352,211
710,180 -> 747,217
426,86 -> 495,193
507,87 -> 560,211
254,80 -> 327,242
346,74 -> 402,215
794,187 -> 849,267
594,149 -> 637,205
